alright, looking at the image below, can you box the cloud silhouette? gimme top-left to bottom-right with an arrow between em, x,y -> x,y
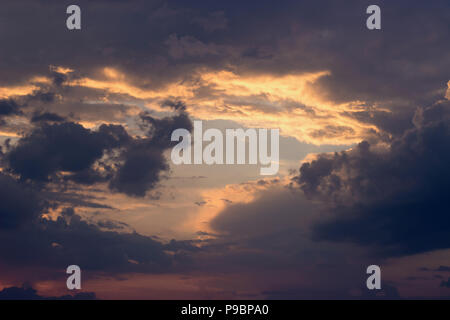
0,284 -> 96,300
294,99 -> 450,256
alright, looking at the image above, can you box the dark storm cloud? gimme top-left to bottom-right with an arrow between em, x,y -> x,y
262,283 -> 400,300
187,99 -> 450,298
4,105 -> 192,197
202,95 -> 448,295
0,176 -> 197,273
30,111 -> 66,123
44,100 -> 139,124
234,0 -> 449,108
0,152 -> 198,275
6,122 -> 130,181
109,141 -> 169,197
14,209 -> 187,272
109,110 -> 192,196
421,266 -> 450,273
0,0 -> 446,122
0,99 -> 22,117
0,99 -> 23,126
436,266 -> 450,272
0,0 -> 198,88
440,278 -> 450,288
293,99 -> 450,256
63,168 -> 111,185
161,99 -> 187,112
20,207 -> 172,272
0,284 -> 96,300
0,173 -> 43,229
195,185 -> 379,299
3,68 -> 141,126
182,0 -> 448,114
140,110 -> 192,148
210,188 -> 318,239
192,11 -> 228,33
0,0 -> 447,299
44,191 -> 115,210
342,108 -> 415,137
50,70 -> 68,87
0,0 -> 446,153
0,90 -> 63,130
96,219 -> 129,230
26,91 -> 56,104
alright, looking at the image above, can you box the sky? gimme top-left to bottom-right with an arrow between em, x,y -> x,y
0,0 -> 449,299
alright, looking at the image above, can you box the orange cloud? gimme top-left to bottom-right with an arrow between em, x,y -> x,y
182,177 -> 284,235
64,67 -> 379,145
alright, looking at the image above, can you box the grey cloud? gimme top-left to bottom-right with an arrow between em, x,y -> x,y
0,187 -> 196,273
109,141 -> 169,197
109,110 -> 192,197
293,99 -> 450,257
195,185 -> 377,299
309,125 -> 356,139
0,99 -> 22,117
211,188 -> 319,239
0,284 -> 96,300
0,0 -> 445,112
436,266 -> 450,272
31,111 -> 66,123
161,99 -> 187,112
440,278 -> 450,288
0,0 -> 446,146
0,173 -> 43,229
6,122 -> 130,182
3,101 -> 192,197
192,11 -> 228,33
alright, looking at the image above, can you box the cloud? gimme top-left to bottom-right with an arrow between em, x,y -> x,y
0,284 -> 96,300
0,191 -> 197,273
1,1 -> 446,146
262,283 -> 401,300
0,134 -> 199,275
190,96 -> 450,298
109,141 -> 169,197
187,181 -> 380,299
0,99 -> 22,117
192,11 -> 228,33
421,265 -> 450,273
30,111 -> 66,123
436,266 -> 450,272
6,122 -> 130,182
3,103 -> 192,197
0,0 -> 448,298
166,34 -> 224,59
1,0 -> 447,113
0,173 -> 43,229
440,278 -> 450,288
309,125 -> 356,140
293,99 -> 450,256
210,186 -> 319,239
0,99 -> 23,127
96,219 -> 129,231
161,99 -> 187,112
109,111 -> 192,197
